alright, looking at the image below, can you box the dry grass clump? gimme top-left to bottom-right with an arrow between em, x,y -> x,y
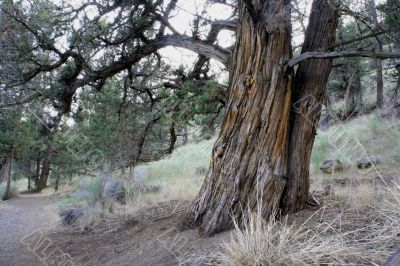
113,177 -> 201,219
218,184 -> 400,266
332,183 -> 377,211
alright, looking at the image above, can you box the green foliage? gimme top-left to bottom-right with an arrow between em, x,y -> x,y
57,194 -> 81,212
78,176 -> 103,205
57,176 -> 103,213
378,0 -> 400,30
311,134 -> 330,170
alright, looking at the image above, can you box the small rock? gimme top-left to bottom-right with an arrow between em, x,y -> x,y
319,113 -> 338,128
59,207 -> 83,226
320,160 -> 343,174
356,155 -> 380,169
104,180 -> 126,205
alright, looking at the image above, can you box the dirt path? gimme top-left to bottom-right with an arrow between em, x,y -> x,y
0,190 -> 59,266
49,201 -> 231,266
0,193 -> 229,266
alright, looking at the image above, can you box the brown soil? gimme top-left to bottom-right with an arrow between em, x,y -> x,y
0,190 -> 230,266
1,167 -> 398,266
49,201 -> 231,266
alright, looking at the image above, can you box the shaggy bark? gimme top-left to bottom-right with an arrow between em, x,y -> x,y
282,0 -> 338,213
182,0 -> 294,236
181,0 -> 338,236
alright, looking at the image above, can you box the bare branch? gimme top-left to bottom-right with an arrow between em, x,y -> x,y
288,50 -> 400,67
162,35 -> 231,66
330,29 -> 386,49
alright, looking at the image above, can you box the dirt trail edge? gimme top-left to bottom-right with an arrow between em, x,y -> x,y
0,191 -> 59,266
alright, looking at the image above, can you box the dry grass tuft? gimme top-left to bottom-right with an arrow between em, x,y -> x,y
218,184 -> 400,266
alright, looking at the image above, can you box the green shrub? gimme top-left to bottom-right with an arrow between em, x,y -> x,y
57,195 -> 82,213
78,176 -> 103,205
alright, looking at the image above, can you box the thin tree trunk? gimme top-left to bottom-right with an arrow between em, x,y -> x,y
181,0 -> 338,236
344,70 -> 356,116
325,90 -> 333,116
2,147 -> 14,201
354,69 -> 363,110
369,0 -> 384,107
0,156 -> 6,184
375,59 -> 384,107
167,121 -> 177,154
182,125 -> 188,145
395,64 -> 400,101
54,168 -> 60,192
37,141 -> 53,191
344,68 -> 362,117
34,157 -> 40,189
27,159 -> 31,190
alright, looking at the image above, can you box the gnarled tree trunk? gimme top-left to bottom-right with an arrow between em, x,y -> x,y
181,0 -> 338,236
182,0 -> 293,236
283,0 -> 338,213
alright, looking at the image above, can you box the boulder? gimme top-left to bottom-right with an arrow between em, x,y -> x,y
59,207 -> 84,226
356,155 -> 380,169
318,113 -> 338,129
320,160 -> 343,174
384,250 -> 400,266
104,180 -> 126,205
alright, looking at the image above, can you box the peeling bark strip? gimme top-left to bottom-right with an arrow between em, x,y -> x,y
181,0 -> 339,236
181,0 -> 294,236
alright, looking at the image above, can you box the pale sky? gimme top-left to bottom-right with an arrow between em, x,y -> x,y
160,0 -> 235,80
54,0 -> 386,81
